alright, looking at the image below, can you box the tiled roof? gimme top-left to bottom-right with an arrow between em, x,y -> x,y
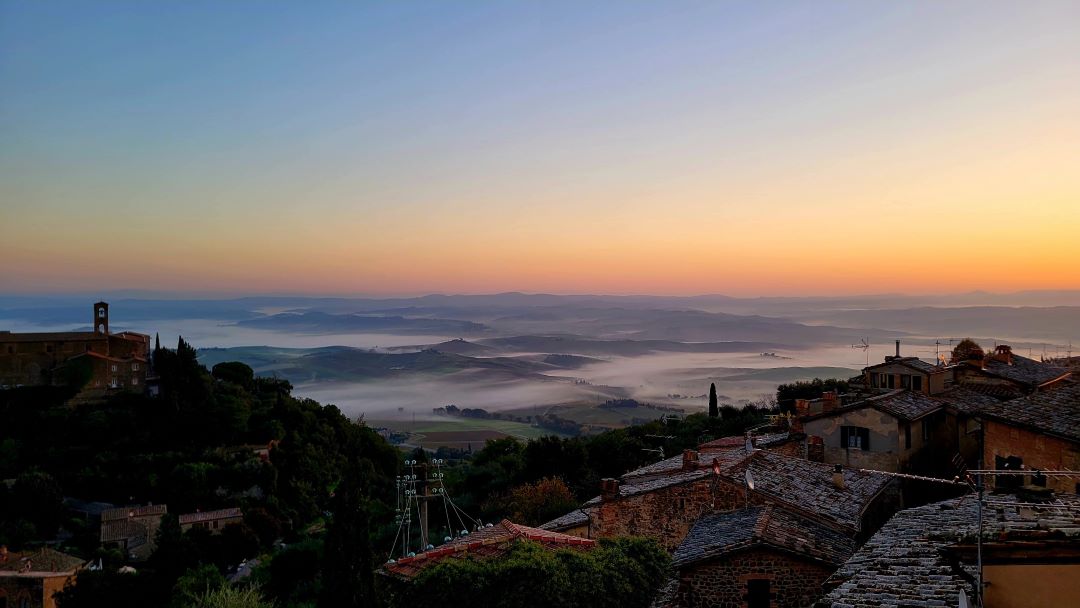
100,519 -> 148,544
0,548 -> 86,574
673,505 -> 855,567
977,381 -> 1080,443
584,468 -> 713,506
868,390 -> 942,421
866,357 -> 944,374
802,390 -> 943,423
732,451 -> 892,531
382,519 -> 595,579
101,504 -> 167,521
538,509 -> 589,531
933,385 -> 1008,415
179,507 -> 243,525
819,494 -> 1080,607
969,354 -> 1069,388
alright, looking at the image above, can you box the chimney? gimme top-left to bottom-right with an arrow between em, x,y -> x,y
832,464 -> 846,490
795,398 -> 810,417
994,345 -> 1013,365
682,449 -> 699,470
600,478 -> 620,500
821,391 -> 838,413
895,340 -> 901,358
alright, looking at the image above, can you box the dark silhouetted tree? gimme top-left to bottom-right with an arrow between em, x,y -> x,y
708,383 -> 719,418
951,338 -> 984,363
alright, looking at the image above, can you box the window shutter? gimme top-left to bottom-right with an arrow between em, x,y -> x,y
860,428 -> 870,450
841,426 -> 849,449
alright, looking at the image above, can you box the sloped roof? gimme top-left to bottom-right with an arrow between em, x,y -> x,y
968,354 -> 1069,388
538,509 -> 589,531
977,381 -> 1080,443
179,507 -> 243,525
100,519 -> 148,544
101,504 -> 167,521
0,547 -> 86,574
732,451 -> 892,531
382,519 -> 595,579
673,505 -> 855,567
819,494 -> 1080,607
802,389 -> 943,423
933,385 -> 1009,415
866,357 -> 944,374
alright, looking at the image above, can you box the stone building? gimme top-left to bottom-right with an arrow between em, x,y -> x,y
818,493 -> 1080,607
665,505 -> 856,608
975,382 -> 1080,494
954,345 -> 1071,395
179,508 -> 244,535
542,433 -> 896,608
0,547 -> 86,608
0,302 -> 150,396
99,504 -> 167,561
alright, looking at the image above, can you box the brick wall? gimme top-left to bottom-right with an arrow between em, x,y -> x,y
983,420 -> 1080,494
674,547 -> 834,608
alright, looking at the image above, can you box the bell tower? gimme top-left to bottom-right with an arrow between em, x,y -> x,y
94,301 -> 109,335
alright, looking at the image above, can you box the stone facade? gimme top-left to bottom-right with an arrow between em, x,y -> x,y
675,548 -> 834,608
590,477 -> 738,552
0,302 -> 150,396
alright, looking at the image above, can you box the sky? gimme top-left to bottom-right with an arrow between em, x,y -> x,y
1,1 -> 1078,297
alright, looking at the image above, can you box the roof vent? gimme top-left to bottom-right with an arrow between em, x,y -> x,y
832,464 -> 846,490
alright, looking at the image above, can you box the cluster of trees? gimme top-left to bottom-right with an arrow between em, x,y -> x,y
775,377 -> 851,414
382,538 -> 670,608
443,405 -> 772,526
3,339 -> 776,607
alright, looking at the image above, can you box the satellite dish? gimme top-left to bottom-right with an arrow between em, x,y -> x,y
745,469 -> 755,491
745,436 -> 754,454
959,589 -> 971,608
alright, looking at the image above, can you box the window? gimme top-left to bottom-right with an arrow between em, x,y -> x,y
746,579 -> 771,608
132,362 -> 139,371
995,455 -> 1024,489
132,377 -> 139,385
111,364 -> 118,372
841,426 -> 871,450
98,308 -> 106,318
904,423 -> 912,449
901,374 -> 911,389
912,375 -> 923,391
870,373 -> 878,388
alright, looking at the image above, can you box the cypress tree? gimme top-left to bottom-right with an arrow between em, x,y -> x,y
708,383 -> 719,418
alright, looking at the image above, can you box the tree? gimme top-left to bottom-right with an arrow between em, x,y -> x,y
951,338 -> 984,363
506,477 -> 579,526
171,564 -> 226,608
10,470 -> 63,540
391,537 -> 670,608
708,383 -> 719,418
187,585 -> 274,608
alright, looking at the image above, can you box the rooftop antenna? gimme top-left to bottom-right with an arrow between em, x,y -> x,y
851,338 -> 870,367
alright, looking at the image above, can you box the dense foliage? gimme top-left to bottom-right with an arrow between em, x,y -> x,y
2,337 -> 771,606
445,405 -> 772,525
775,377 -> 851,414
384,538 -> 670,608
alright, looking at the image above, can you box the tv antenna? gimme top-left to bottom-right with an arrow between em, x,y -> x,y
851,338 -> 870,367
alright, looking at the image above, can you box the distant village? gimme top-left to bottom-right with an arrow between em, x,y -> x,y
3,303 -> 1080,607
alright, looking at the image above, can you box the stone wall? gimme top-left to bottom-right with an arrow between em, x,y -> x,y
674,547 -> 834,608
590,478 -> 747,552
